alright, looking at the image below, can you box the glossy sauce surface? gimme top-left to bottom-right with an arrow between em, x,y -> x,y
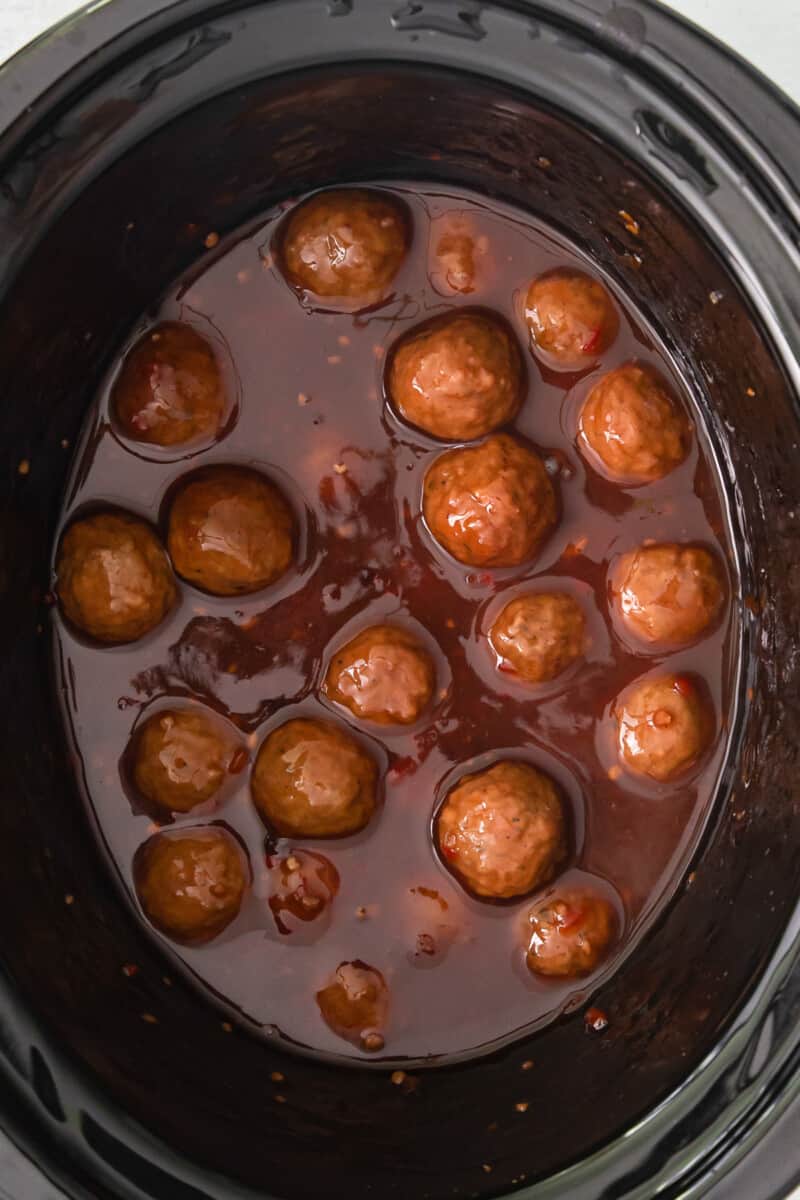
54,183 -> 738,1063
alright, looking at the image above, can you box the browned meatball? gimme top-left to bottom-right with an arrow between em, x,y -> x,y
316,960 -> 389,1052
111,322 -> 228,448
267,850 -> 340,936
423,434 -> 557,568
579,362 -> 689,483
387,311 -> 523,441
616,673 -> 712,781
56,510 -> 176,643
611,542 -> 726,648
252,717 -> 378,838
130,707 -> 244,814
436,760 -> 567,900
279,189 -> 409,304
489,592 -> 586,684
166,465 -> 294,596
526,268 -> 618,367
134,826 -> 249,944
323,625 -> 435,726
525,889 -> 617,977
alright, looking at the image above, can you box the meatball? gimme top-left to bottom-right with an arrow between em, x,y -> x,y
134,826 -> 249,944
279,188 -> 409,304
611,542 -> 726,648
579,362 -> 689,483
525,268 -> 618,368
56,510 -> 176,644
324,625 -> 435,726
316,960 -> 389,1052
111,322 -> 228,448
489,591 -> 586,684
130,706 -> 243,814
387,311 -> 523,441
525,889 -> 617,978
267,850 -> 340,936
423,434 -> 557,568
166,465 -> 294,596
616,673 -> 712,781
436,760 -> 567,900
252,717 -> 378,838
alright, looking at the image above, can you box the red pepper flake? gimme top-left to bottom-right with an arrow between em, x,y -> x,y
141,1012 -> 159,1025
122,963 -> 139,978
672,675 -> 694,699
388,755 -> 418,783
618,209 -> 640,236
607,765 -> 622,781
581,326 -> 602,354
746,387 -> 756,398
585,1006 -> 609,1032
204,231 -> 219,249
228,747 -> 249,775
442,844 -> 459,861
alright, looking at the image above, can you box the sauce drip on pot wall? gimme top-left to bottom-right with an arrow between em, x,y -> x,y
53,183 -> 737,1063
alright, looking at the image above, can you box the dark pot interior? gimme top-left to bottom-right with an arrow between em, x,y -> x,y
0,3 -> 799,1198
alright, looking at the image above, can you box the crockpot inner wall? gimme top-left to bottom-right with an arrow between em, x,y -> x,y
0,65 -> 796,1200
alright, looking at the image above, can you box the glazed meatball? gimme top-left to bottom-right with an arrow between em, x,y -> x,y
316,960 -> 389,1052
252,717 -> 378,838
130,707 -> 243,814
387,311 -> 523,441
56,510 -> 176,644
579,362 -> 689,483
423,434 -> 557,568
525,889 -> 617,978
525,268 -> 618,368
489,591 -> 586,684
267,850 -> 340,936
134,826 -> 249,944
166,465 -> 294,596
611,542 -> 725,648
436,760 -> 567,900
111,322 -> 228,448
324,625 -> 435,726
279,188 -> 409,304
616,673 -> 712,781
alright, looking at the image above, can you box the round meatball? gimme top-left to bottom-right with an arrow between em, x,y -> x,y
579,362 -> 689,483
324,625 -> 435,726
387,311 -> 523,441
56,510 -> 176,643
616,673 -> 712,781
267,850 -> 340,936
489,592 -> 586,684
436,760 -> 567,900
134,826 -> 249,944
166,465 -> 294,596
279,188 -> 409,304
316,960 -> 389,1052
423,434 -> 557,568
526,889 -> 617,978
130,707 -> 243,814
111,322 -> 228,448
252,717 -> 378,838
526,268 -> 618,368
611,542 -> 726,648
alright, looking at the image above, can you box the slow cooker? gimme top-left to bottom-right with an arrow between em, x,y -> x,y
0,1 -> 798,1197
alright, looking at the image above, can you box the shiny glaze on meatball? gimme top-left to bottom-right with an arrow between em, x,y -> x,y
56,510 -> 176,644
111,322 -> 229,448
279,188 -> 410,304
436,760 -> 567,900
316,960 -> 389,1052
134,825 -> 249,944
130,706 -> 243,814
323,624 -> 435,726
423,434 -> 557,568
489,591 -> 586,684
251,717 -> 378,838
616,673 -> 713,781
611,542 -> 726,648
387,311 -> 523,441
579,362 -> 689,483
166,464 -> 294,596
526,268 -> 618,368
525,888 -> 617,977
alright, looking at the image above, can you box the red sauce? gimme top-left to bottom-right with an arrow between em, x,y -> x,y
53,183 -> 738,1063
